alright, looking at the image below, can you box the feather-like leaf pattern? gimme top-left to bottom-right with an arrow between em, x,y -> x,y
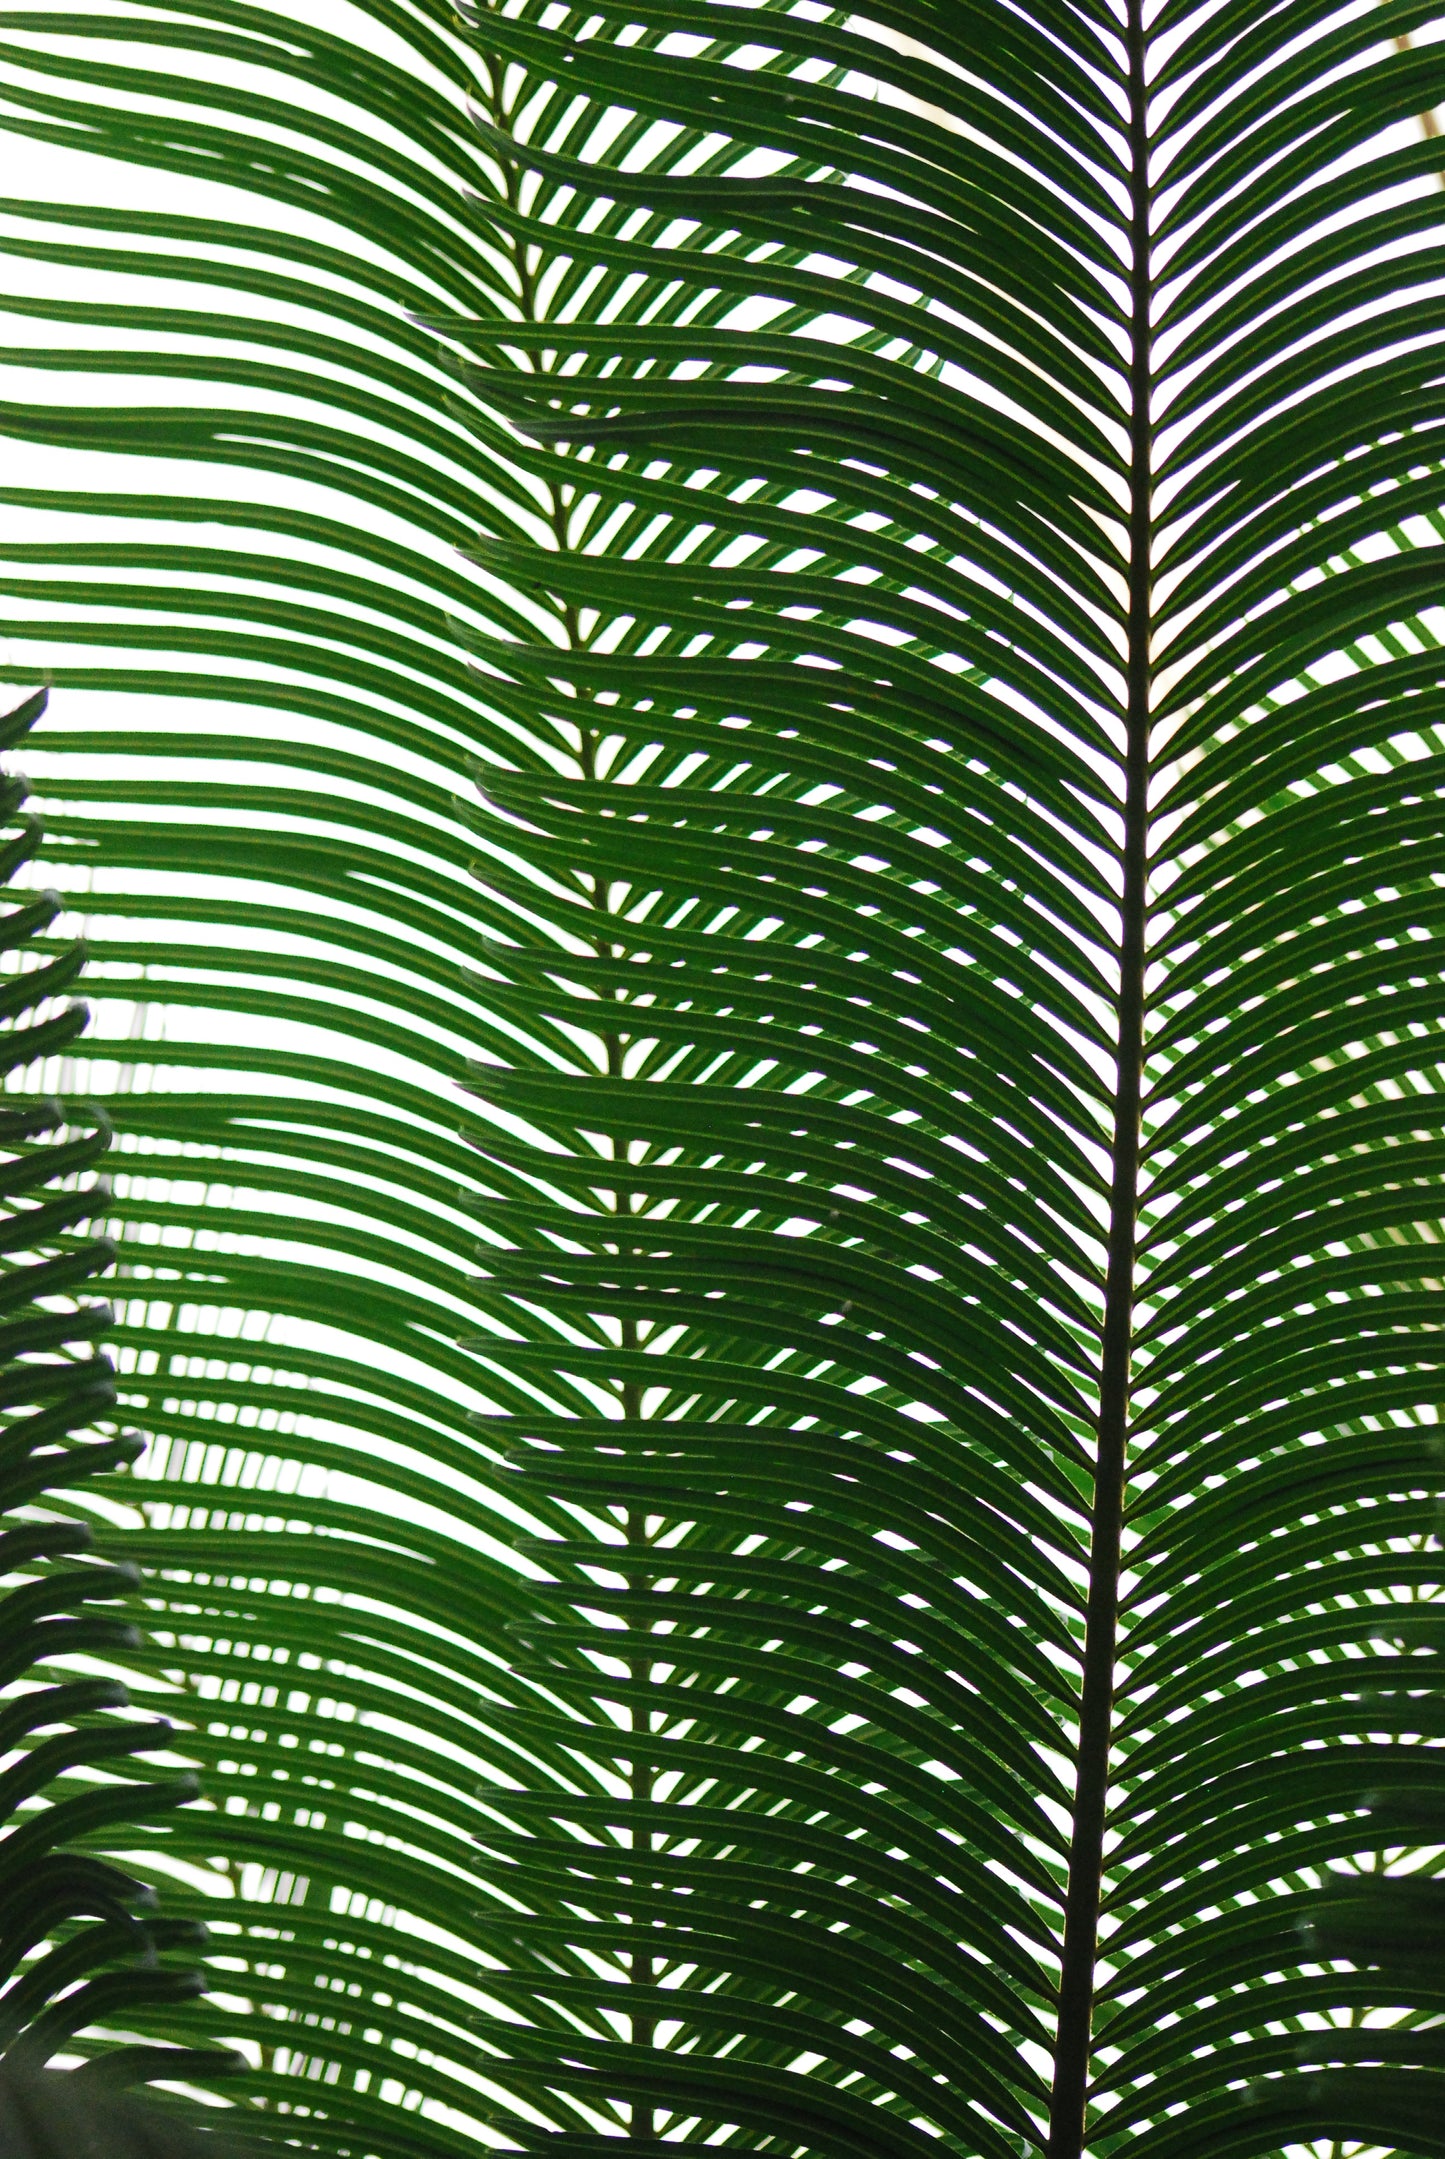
0,2 -> 1440,2155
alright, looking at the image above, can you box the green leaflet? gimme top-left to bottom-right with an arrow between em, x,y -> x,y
0,0 -> 1442,2156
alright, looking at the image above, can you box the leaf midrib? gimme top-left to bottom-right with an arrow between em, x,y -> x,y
1047,9 -> 1154,2156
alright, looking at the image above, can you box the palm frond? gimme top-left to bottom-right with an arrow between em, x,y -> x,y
0,691 -> 237,2124
0,3 -> 1441,2156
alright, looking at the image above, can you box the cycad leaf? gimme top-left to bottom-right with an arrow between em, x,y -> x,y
0,2 -> 1441,2156
0,693 -> 241,2137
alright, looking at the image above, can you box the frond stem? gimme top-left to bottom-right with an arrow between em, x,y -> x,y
1047,8 -> 1152,2155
